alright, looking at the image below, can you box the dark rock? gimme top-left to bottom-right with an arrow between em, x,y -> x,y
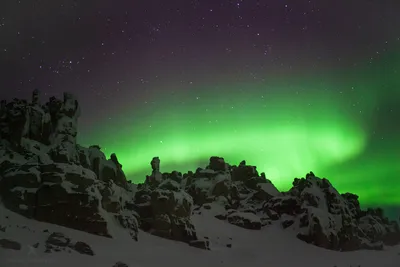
35,183 -> 110,237
115,214 -> 139,241
0,171 -> 38,217
207,156 -> 227,172
72,241 -> 94,256
112,262 -> 129,267
282,219 -> 295,229
231,163 -> 258,182
41,172 -> 64,183
263,208 -> 279,220
0,239 -> 21,250
212,179 -> 230,198
203,204 -> 212,210
162,171 -> 182,183
134,169 -> 202,246
265,195 -> 304,216
189,240 -> 210,250
46,232 -> 71,247
215,214 -> 226,220
227,212 -> 262,230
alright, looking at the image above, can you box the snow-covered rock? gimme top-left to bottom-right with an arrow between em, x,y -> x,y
1,91 -> 399,262
268,172 -> 400,251
0,91 -> 138,241
227,211 -> 262,230
134,160 -> 202,248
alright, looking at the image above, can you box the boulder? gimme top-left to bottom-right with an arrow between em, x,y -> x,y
0,239 -> 22,250
227,211 -> 262,230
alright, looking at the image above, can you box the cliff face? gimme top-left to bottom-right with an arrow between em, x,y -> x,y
0,90 -> 137,240
0,91 -> 399,253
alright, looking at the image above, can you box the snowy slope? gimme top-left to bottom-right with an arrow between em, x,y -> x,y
1,204 -> 399,267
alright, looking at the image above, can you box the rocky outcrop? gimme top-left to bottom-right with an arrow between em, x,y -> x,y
186,157 -> 280,228
183,158 -> 400,251
262,172 -> 400,251
137,156 -> 400,251
226,211 -> 262,230
0,91 -> 137,241
112,262 -> 129,267
45,232 -> 94,255
134,159 -> 201,247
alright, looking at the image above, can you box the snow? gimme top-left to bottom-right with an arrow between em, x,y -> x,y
214,173 -> 230,183
18,204 -> 28,210
10,187 -> 37,194
1,204 -> 399,267
172,190 -> 192,207
60,180 -> 79,193
191,178 -> 213,190
199,169 -> 216,174
159,179 -> 181,191
88,146 -> 106,161
307,206 -> 339,236
108,182 -> 135,204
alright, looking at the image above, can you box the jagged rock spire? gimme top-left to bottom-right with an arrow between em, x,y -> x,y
0,99 -> 6,111
32,89 -> 39,105
151,157 -> 160,172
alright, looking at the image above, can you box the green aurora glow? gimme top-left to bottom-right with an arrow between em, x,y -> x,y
80,51 -> 400,207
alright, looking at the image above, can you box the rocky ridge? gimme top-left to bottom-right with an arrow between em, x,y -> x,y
0,91 -> 399,255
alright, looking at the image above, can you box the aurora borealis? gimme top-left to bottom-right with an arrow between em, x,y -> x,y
0,0 -> 399,215
83,57 -> 400,207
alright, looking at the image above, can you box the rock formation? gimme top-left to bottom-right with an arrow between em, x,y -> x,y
145,156 -> 163,185
135,157 -> 208,249
0,90 -> 138,241
0,90 -> 399,253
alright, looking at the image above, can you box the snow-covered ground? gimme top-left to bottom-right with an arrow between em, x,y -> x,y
1,205 -> 399,267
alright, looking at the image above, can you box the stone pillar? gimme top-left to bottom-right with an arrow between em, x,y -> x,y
151,157 -> 160,172
32,89 -> 39,105
0,100 -> 6,112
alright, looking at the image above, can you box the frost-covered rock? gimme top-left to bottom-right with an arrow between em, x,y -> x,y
183,158 -> 278,230
185,158 -> 277,207
45,232 -> 94,255
0,91 -> 137,241
270,172 -> 400,251
227,211 -> 262,230
134,182 -> 198,243
134,160 -> 199,246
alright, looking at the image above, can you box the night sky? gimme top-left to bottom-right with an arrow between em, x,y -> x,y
0,1 -> 399,213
